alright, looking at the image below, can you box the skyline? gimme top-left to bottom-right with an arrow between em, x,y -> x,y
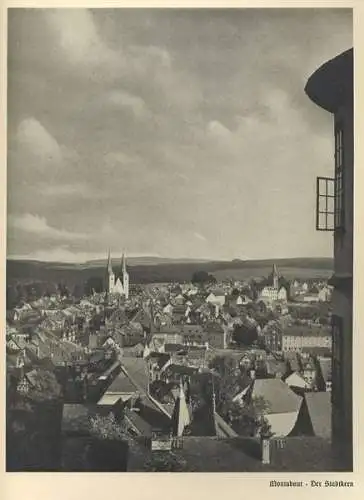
7,8 -> 353,263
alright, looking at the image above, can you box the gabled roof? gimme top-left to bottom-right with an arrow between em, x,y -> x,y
203,321 -> 224,334
181,324 -> 204,334
124,408 -> 153,437
250,378 -> 303,414
97,394 -> 122,406
318,357 -> 332,383
304,392 -> 331,439
283,325 -> 331,338
106,371 -> 139,394
165,364 -> 198,376
285,371 -> 309,389
149,352 -> 171,370
164,343 -> 186,353
121,357 -> 149,393
266,359 -> 286,377
209,288 -> 226,296
213,411 -> 238,438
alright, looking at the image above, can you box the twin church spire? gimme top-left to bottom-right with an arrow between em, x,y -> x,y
106,249 -> 129,299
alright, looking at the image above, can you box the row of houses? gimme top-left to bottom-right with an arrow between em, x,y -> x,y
262,322 -> 332,353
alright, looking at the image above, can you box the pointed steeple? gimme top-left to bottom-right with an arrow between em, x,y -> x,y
107,249 -> 115,293
272,263 -> 279,290
121,250 -> 126,274
107,249 -> 113,275
171,379 -> 191,437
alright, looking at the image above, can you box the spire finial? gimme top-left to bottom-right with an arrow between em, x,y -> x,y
121,249 -> 127,274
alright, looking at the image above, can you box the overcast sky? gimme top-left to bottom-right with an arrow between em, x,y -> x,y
7,8 -> 352,262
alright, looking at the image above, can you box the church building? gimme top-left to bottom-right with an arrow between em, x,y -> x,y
106,250 -> 130,299
259,264 -> 288,303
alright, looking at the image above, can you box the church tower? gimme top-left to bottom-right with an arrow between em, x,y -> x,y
107,249 -> 115,293
122,251 -> 129,299
272,263 -> 279,290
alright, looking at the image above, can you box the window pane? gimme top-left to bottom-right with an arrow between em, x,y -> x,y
319,178 -> 327,193
327,196 -> 335,213
327,182 -> 334,196
318,213 -> 327,229
327,212 -> 335,230
318,195 -> 326,212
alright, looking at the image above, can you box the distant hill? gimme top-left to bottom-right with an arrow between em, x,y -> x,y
6,257 -> 333,288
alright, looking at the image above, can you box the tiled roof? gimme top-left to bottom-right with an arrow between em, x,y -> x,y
124,408 -> 153,437
318,357 -> 332,383
288,359 -> 300,373
302,347 -> 331,357
97,394 -> 122,406
106,371 -> 139,394
250,378 -> 303,414
266,359 -> 286,376
203,321 -> 224,334
304,392 -> 331,439
214,412 -> 238,438
165,364 -> 198,376
283,325 -> 331,337
164,343 -> 186,353
209,288 -> 226,296
121,358 -> 149,393
149,353 -> 171,370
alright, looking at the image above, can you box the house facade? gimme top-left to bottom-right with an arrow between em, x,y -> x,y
282,333 -> 332,352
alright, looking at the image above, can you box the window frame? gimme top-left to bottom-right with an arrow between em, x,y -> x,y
334,124 -> 345,231
316,176 -> 335,231
315,122 -> 345,232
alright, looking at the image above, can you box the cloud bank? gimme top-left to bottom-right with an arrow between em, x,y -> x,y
7,8 -> 352,261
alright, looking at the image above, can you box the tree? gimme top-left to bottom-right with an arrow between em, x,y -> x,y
207,356 -> 251,413
233,321 -> 258,347
143,451 -> 189,472
72,284 -> 84,299
85,276 -> 104,296
44,283 -> 57,297
6,286 -> 19,310
27,370 -> 63,402
89,413 -> 129,442
191,271 -> 216,286
250,280 -> 259,301
57,283 -> 69,298
16,283 -> 27,304
224,396 -> 272,437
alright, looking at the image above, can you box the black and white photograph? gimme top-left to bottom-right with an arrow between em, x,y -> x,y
5,7 -> 353,473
